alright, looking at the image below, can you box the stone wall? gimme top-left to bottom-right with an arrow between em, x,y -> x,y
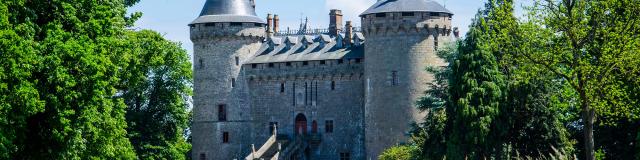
361,11 -> 452,159
245,59 -> 366,160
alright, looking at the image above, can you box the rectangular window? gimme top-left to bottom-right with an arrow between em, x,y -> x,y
218,104 -> 227,121
355,58 -> 361,63
331,81 -> 336,90
338,59 -> 344,64
286,62 -> 292,66
204,23 -> 215,27
320,60 -> 326,65
303,61 -> 309,66
199,59 -> 204,69
231,78 -> 236,88
340,152 -> 351,160
280,83 -> 285,93
230,22 -> 242,26
268,63 -> 275,68
222,132 -> 229,143
252,64 -> 257,68
199,153 -> 206,160
325,120 -> 334,133
375,13 -> 386,17
392,71 -> 399,86
255,23 -> 263,27
235,56 -> 240,66
269,122 -> 279,134
430,12 -> 439,17
402,12 -> 414,17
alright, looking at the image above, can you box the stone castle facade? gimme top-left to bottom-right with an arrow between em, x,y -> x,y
189,0 -> 456,159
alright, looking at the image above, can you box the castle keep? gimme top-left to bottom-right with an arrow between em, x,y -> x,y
189,0 -> 455,159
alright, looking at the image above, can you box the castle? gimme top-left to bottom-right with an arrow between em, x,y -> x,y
189,0 -> 456,159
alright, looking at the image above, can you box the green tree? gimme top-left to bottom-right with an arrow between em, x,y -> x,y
116,30 -> 192,160
412,0 -> 572,159
379,145 -> 419,160
0,0 -> 192,159
522,1 -> 640,159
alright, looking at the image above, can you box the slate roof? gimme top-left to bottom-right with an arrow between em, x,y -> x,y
247,34 -> 364,64
360,0 -> 453,16
191,0 -> 265,24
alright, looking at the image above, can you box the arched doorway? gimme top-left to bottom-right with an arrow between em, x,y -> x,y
295,114 -> 307,135
311,120 -> 318,134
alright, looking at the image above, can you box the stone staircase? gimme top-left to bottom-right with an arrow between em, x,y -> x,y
246,125 -> 314,160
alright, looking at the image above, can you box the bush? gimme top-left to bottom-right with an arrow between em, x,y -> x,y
379,145 -> 419,160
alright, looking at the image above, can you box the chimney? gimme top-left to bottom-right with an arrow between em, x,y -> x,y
267,14 -> 273,34
329,9 -> 343,37
453,27 -> 460,38
274,14 -> 280,33
344,21 -> 353,46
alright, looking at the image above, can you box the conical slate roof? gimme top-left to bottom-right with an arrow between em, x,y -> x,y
191,0 -> 265,24
360,0 -> 453,16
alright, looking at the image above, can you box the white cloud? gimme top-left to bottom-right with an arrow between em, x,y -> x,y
324,0 -> 376,26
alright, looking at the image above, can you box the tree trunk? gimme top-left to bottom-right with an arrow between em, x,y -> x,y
580,89 -> 595,160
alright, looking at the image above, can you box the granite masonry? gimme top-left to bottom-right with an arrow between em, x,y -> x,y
189,0 -> 456,159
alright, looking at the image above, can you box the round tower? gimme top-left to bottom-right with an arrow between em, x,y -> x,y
360,0 -> 453,158
189,0 -> 265,159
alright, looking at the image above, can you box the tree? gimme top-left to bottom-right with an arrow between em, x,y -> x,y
0,1 -> 192,159
379,145 -> 419,160
116,30 -> 192,160
522,1 -> 640,159
411,0 -> 572,159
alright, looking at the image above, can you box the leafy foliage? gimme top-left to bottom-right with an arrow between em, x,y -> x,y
0,0 -> 192,159
410,0 -> 573,159
116,30 -> 192,160
379,145 -> 419,160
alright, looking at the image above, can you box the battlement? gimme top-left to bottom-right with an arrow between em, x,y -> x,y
190,22 -> 266,41
361,12 -> 452,36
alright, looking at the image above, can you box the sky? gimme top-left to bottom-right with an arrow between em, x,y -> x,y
127,0 -> 529,59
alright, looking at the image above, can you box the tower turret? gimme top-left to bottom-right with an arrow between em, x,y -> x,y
360,0 -> 453,159
189,0 -> 265,159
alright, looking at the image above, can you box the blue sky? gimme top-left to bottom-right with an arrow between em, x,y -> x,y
127,0 -> 528,59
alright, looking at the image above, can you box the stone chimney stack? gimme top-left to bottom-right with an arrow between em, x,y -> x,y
329,9 -> 343,37
344,21 -> 353,46
267,14 -> 273,35
274,14 -> 280,33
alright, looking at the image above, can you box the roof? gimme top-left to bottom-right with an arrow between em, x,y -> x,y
360,0 -> 453,16
191,0 -> 265,24
247,34 -> 364,64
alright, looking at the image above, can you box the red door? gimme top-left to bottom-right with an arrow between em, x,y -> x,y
311,120 -> 318,133
295,114 -> 307,135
